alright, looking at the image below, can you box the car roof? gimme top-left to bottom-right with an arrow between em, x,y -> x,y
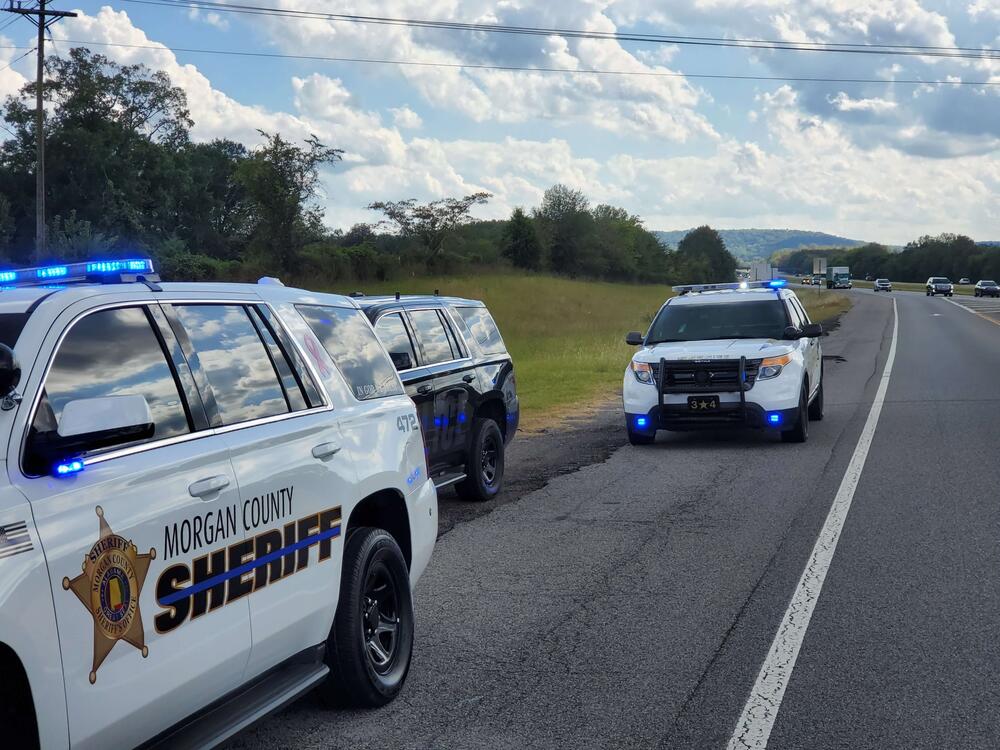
0,280 -> 360,314
668,288 -> 794,306
353,294 -> 485,318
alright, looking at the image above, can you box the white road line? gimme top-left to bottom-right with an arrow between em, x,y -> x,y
727,298 -> 899,750
944,297 -> 977,314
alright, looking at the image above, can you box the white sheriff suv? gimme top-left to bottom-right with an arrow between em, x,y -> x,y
0,259 -> 437,749
623,280 -> 824,445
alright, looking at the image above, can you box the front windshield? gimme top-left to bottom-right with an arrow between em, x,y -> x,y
983,281 -> 997,286
646,300 -> 788,344
932,278 -> 950,283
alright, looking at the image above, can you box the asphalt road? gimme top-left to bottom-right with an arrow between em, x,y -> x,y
229,287 -> 999,750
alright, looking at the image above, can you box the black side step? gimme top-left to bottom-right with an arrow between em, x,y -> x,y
142,646 -> 329,750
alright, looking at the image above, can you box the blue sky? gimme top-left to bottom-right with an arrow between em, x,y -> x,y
0,0 -> 997,244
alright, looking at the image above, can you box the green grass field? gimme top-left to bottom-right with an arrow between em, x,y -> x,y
326,273 -> 850,428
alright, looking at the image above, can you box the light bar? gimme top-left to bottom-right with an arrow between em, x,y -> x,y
672,280 -> 787,294
0,258 -> 154,287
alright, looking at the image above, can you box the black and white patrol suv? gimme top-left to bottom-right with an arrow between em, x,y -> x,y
623,280 -> 824,445
354,294 -> 519,502
0,259 -> 437,749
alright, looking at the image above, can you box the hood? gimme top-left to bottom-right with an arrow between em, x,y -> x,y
636,339 -> 792,361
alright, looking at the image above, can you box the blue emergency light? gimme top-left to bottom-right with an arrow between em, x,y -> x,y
768,413 -> 782,425
55,459 -> 85,476
0,258 -> 154,287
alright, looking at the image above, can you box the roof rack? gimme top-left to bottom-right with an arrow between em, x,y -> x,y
673,279 -> 787,295
0,259 -> 158,287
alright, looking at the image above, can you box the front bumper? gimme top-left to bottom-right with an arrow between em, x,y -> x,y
623,359 -> 803,432
627,402 -> 800,432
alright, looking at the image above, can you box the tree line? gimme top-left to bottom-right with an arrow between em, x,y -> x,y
0,47 -> 738,286
775,235 -> 1000,283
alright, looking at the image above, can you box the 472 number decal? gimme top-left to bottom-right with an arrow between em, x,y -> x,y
397,414 -> 418,433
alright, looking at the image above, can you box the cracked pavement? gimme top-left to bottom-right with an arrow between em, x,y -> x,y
227,288 -> 999,750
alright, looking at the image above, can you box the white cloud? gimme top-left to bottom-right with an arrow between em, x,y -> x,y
390,106 -> 422,129
827,92 -> 898,113
187,7 -> 229,30
968,1 -> 1000,19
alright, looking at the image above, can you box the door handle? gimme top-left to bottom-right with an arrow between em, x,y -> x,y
416,384 -> 433,394
312,442 -> 342,460
462,374 -> 475,383
188,475 -> 230,499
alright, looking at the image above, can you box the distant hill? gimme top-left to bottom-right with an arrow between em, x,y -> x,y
654,228 -> 866,261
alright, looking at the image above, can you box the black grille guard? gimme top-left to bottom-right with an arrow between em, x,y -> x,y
657,356 -> 752,425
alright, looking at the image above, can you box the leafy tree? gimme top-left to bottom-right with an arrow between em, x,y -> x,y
501,207 -> 542,270
675,226 -> 737,283
342,222 -> 376,247
534,184 -> 596,275
367,192 -> 491,260
0,47 -> 195,258
237,131 -> 343,272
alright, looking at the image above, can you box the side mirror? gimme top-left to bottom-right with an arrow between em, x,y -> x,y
783,326 -> 803,340
0,343 -> 20,397
389,352 -> 413,371
35,395 -> 155,474
625,332 -> 644,346
802,323 -> 824,338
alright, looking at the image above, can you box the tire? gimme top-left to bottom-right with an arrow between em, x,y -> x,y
808,371 -> 824,421
455,418 -> 504,502
627,424 -> 655,445
319,528 -> 414,708
781,384 -> 809,443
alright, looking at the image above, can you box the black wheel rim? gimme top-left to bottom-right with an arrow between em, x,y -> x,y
362,561 -> 400,675
481,434 -> 499,486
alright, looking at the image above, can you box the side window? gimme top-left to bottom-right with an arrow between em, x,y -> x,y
172,305 -> 289,426
25,306 -> 190,473
408,309 -> 454,365
296,305 -> 404,401
786,299 -> 804,329
440,310 -> 466,359
374,313 -> 418,371
455,306 -> 506,355
792,298 -> 811,325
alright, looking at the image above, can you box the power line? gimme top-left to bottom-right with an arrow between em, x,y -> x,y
120,0 -> 1000,61
24,39 -> 997,87
0,44 -> 35,73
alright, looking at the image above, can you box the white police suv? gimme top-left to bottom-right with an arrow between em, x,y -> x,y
0,259 -> 437,749
623,280 -> 824,445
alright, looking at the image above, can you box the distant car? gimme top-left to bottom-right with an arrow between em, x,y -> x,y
926,277 -> 954,297
974,280 -> 1000,298
959,278 -> 971,285
874,279 -> 892,292
800,275 -> 812,284
865,274 -> 873,281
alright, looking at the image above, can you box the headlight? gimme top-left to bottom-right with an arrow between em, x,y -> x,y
758,354 -> 792,380
630,361 -> 654,384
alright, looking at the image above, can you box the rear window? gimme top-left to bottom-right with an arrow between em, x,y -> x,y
297,305 -> 403,401
454,306 -> 506,355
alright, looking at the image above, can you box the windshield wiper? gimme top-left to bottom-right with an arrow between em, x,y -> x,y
645,338 -> 684,345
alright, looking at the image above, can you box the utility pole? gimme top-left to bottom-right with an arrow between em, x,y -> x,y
3,0 -> 76,261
